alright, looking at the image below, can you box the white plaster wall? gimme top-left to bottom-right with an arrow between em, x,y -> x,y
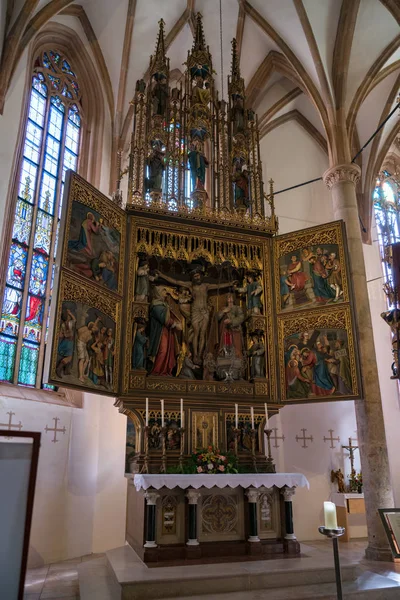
261,121 -> 364,540
0,394 -> 127,566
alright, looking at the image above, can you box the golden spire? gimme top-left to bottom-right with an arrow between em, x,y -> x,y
150,18 -> 168,78
193,12 -> 206,52
229,37 -> 245,98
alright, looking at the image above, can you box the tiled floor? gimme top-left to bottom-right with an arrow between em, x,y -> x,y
24,553 -> 106,600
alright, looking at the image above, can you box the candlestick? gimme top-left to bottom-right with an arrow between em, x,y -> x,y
145,397 -> 149,427
250,406 -> 254,429
180,398 -> 184,428
324,501 -> 338,529
160,426 -> 167,473
235,404 -> 238,429
250,428 -> 258,473
141,425 -> 150,473
264,403 -> 269,428
179,427 -> 185,471
264,429 -> 276,473
161,399 -> 164,427
318,525 -> 345,600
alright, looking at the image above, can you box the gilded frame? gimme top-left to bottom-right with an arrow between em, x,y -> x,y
277,305 -> 361,403
273,220 -> 350,315
122,213 -> 276,404
60,171 -> 126,298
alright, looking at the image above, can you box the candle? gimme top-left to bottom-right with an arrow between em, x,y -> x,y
250,406 -> 254,429
264,403 -> 269,429
180,398 -> 184,428
235,404 -> 238,429
323,501 -> 337,529
161,399 -> 164,427
145,397 -> 149,427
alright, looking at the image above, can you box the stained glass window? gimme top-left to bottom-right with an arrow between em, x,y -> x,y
373,170 -> 400,306
0,50 -> 82,388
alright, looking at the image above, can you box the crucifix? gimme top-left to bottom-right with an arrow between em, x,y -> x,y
0,411 -> 23,438
323,429 -> 340,449
270,428 -> 285,449
295,428 -> 313,449
342,436 -> 359,476
45,417 -> 66,443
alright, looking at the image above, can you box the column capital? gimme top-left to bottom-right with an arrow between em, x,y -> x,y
144,490 -> 160,505
281,486 -> 296,502
186,489 -> 201,504
245,487 -> 259,503
323,163 -> 361,190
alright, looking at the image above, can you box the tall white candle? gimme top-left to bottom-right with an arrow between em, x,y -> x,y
161,399 -> 164,427
235,404 -> 238,429
145,397 -> 149,427
250,406 -> 254,429
264,403 -> 269,428
180,398 -> 184,428
324,501 -> 337,529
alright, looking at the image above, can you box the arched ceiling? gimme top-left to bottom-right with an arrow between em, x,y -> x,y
1,0 -> 399,236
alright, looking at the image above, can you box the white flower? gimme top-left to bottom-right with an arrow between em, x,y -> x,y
207,463 -> 213,470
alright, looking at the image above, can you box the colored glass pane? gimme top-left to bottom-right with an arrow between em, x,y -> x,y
6,243 -> 28,289
18,341 -> 39,386
65,120 -> 80,154
2,287 -> 23,321
28,88 -> 47,126
39,173 -> 56,213
12,200 -> 33,245
32,74 -> 47,96
48,74 -> 61,90
25,295 -> 44,330
62,59 -> 75,76
29,252 -> 48,297
49,51 -> 61,65
42,53 -> 53,70
19,159 -> 38,198
69,105 -> 80,127
0,335 -> 17,382
34,210 -> 53,254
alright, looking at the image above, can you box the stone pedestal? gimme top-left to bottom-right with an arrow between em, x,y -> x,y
324,163 -> 394,561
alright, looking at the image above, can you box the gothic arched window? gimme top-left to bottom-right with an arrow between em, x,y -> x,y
373,170 -> 400,305
0,50 -> 82,388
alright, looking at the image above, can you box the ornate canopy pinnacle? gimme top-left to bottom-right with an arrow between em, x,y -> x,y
150,18 -> 168,78
193,12 -> 206,52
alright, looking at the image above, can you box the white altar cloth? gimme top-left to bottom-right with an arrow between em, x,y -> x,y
132,473 -> 309,492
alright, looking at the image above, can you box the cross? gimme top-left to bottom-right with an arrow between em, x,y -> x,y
323,429 -> 340,449
342,436 -> 359,475
0,411 -> 22,439
295,428 -> 313,449
270,428 -> 285,449
45,417 -> 66,443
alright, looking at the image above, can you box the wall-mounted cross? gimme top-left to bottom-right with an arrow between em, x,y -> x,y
0,411 -> 23,439
295,428 -> 313,449
270,428 -> 285,449
45,417 -> 66,443
323,429 -> 340,449
342,437 -> 358,474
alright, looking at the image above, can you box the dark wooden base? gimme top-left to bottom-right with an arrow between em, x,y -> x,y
130,538 -> 299,565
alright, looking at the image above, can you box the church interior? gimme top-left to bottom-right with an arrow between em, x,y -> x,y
1,1 -> 400,599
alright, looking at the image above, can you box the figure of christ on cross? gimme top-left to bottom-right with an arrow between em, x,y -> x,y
155,269 -> 237,364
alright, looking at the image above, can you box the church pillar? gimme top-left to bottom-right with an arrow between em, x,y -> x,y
323,163 -> 394,561
245,488 -> 260,542
144,490 -> 159,548
186,489 -> 201,546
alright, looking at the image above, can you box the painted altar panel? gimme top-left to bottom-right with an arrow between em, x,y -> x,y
273,221 -> 350,314
46,272 -> 123,395
124,216 -> 275,402
277,306 -> 361,403
60,172 -> 126,296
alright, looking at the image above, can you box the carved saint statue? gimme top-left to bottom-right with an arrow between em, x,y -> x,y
145,144 -> 165,192
248,332 -> 265,379
135,260 -> 155,302
236,272 -> 263,314
188,142 -> 209,191
148,286 -> 182,376
151,74 -> 168,117
331,468 -> 346,493
233,163 -> 250,210
132,318 -> 148,370
232,95 -> 245,135
217,293 -> 245,360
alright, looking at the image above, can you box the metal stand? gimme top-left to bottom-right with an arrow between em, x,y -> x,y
178,427 -> 185,471
264,428 -> 276,473
318,526 -> 346,600
160,426 -> 167,473
141,426 -> 150,474
232,427 -> 241,458
250,428 -> 258,473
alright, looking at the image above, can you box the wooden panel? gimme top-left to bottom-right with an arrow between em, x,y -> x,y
347,498 -> 365,514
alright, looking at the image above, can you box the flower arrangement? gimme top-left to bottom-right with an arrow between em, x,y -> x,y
349,470 -> 363,492
191,446 -> 238,474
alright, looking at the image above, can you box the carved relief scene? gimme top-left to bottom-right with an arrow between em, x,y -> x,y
130,230 -> 269,388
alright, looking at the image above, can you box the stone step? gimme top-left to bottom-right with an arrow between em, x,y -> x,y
105,545 -> 361,600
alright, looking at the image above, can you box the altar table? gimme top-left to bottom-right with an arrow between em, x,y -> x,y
126,473 -> 309,563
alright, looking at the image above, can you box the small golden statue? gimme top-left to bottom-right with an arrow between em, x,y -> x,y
331,468 -> 345,493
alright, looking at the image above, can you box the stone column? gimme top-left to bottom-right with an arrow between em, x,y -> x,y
281,486 -> 296,540
323,163 -> 394,561
245,488 -> 260,542
186,489 -> 201,546
144,490 -> 159,548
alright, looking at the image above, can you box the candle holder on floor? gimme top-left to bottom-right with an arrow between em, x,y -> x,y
318,526 -> 345,600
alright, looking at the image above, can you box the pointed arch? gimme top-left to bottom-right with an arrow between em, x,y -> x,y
259,109 -> 328,156
258,87 -> 303,130
332,0 -> 360,110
